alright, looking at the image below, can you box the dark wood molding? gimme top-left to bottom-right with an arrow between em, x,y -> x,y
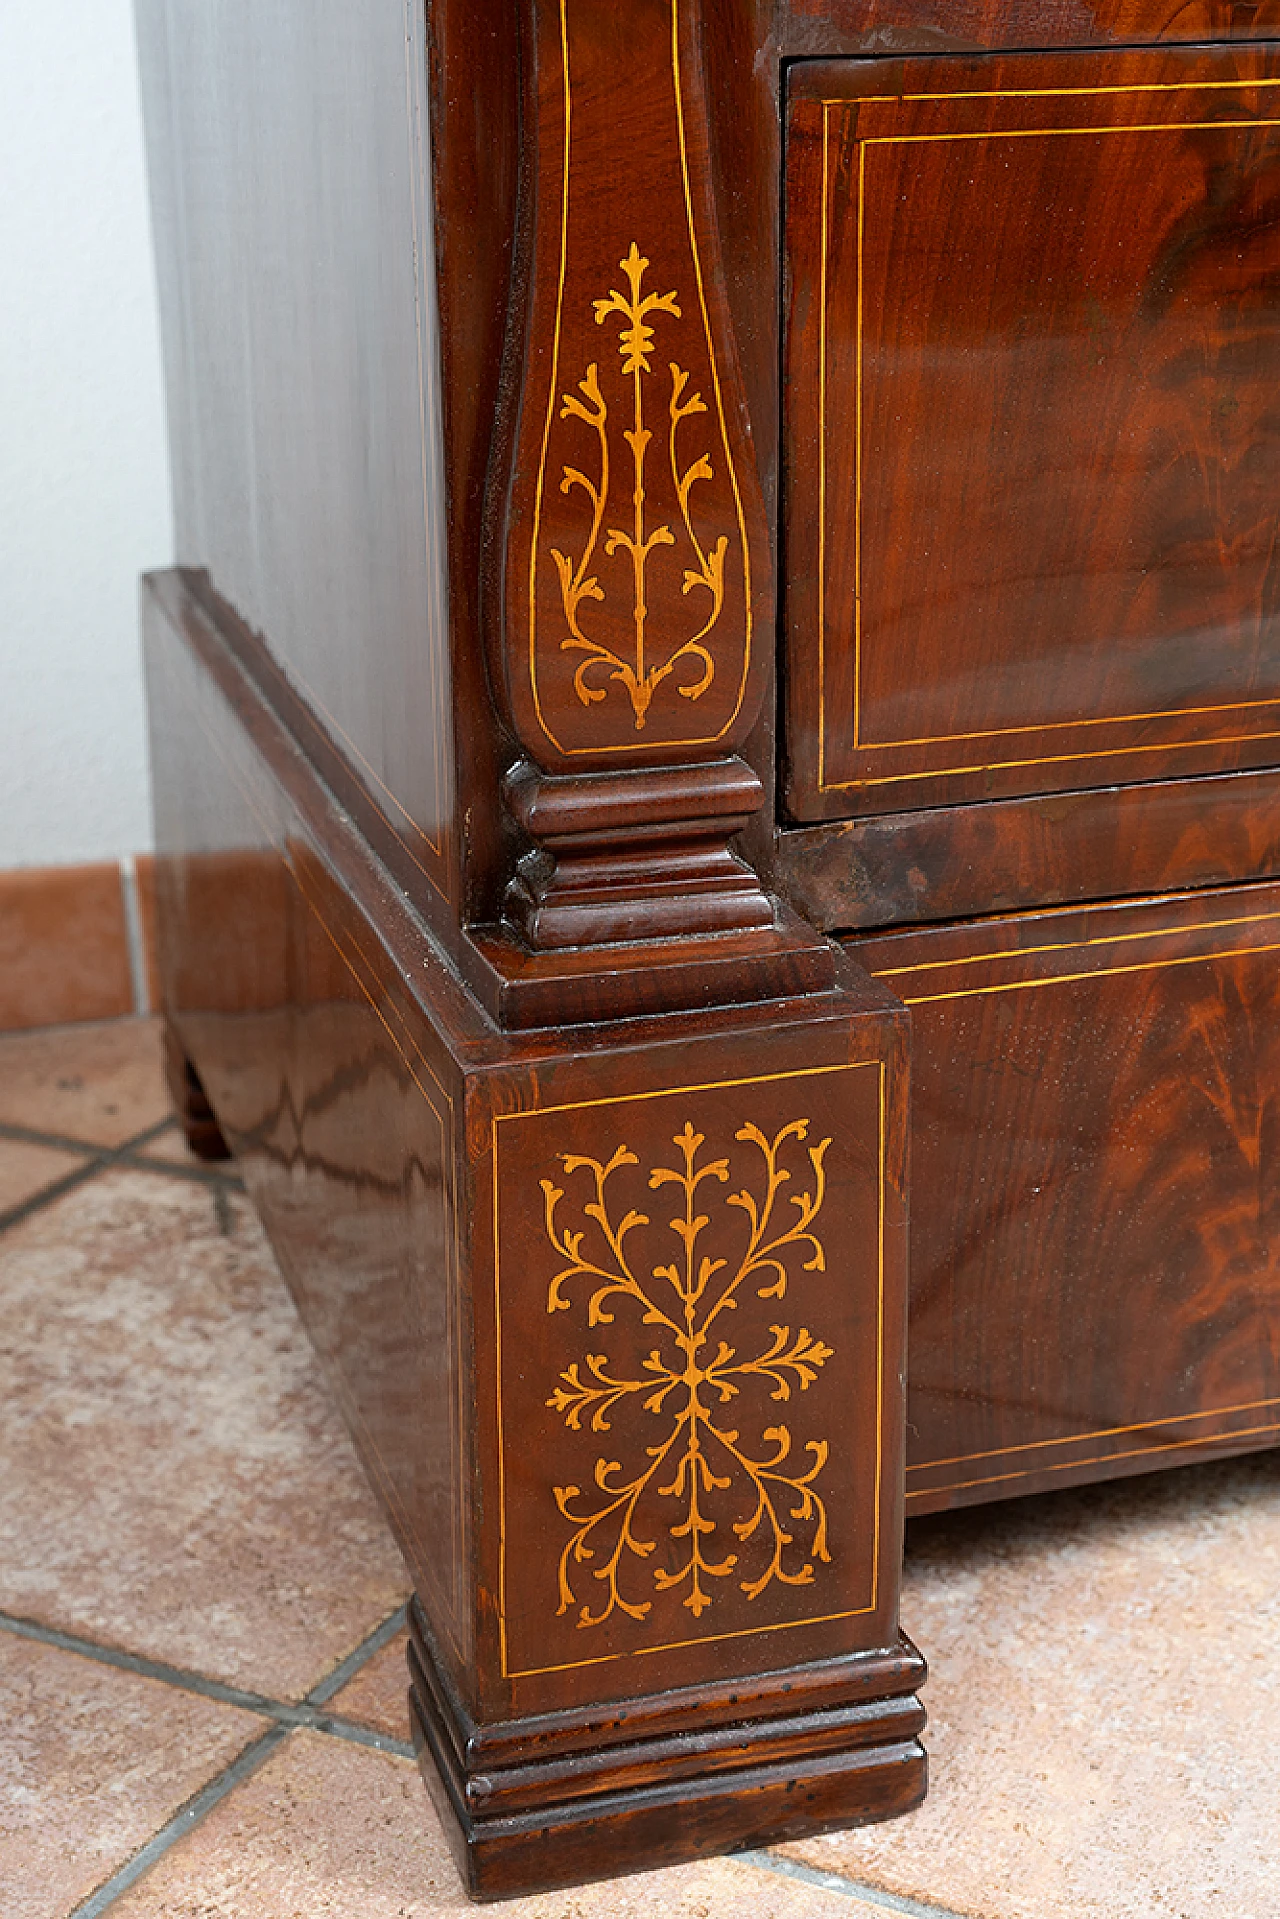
476,0 -> 797,987
503,758 -> 775,950
776,768 -> 1280,933
409,1600 -> 926,1899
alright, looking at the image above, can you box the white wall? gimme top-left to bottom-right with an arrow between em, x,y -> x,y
0,0 -> 171,869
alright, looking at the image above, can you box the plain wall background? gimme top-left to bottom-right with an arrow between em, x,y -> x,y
0,0 -> 171,870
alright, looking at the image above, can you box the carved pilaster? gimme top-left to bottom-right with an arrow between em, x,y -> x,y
477,0 -> 830,1014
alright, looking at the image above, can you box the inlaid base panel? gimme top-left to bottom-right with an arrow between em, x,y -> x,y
850,885 -> 1280,1513
143,568 -> 923,1897
407,1599 -> 926,1901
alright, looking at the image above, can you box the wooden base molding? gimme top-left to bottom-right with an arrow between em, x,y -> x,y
407,1599 -> 926,1900
504,759 -> 775,950
463,915 -> 837,1029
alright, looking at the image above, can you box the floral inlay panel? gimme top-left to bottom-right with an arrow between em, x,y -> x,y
549,244 -> 732,731
540,1117 -> 835,1628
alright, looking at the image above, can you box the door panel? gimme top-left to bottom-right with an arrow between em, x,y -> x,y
785,46 -> 1280,820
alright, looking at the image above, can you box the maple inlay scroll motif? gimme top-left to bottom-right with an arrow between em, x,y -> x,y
541,1118 -> 835,1628
549,244 -> 732,730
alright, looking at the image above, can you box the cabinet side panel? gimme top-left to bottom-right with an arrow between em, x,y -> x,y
136,0 -> 455,904
143,579 -> 474,1693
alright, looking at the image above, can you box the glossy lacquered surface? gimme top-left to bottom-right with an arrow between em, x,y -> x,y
136,0 -> 458,911
775,0 -> 1280,48
777,765 -> 1280,931
851,885 -> 1280,1510
135,0 -> 1280,1894
786,43 -> 1280,821
144,570 -> 926,1890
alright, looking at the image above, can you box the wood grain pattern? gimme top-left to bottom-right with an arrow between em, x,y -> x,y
136,0 -> 1280,1893
135,0 -> 458,906
776,766 -> 1280,931
143,568 -> 923,1889
786,44 -> 1280,819
494,0 -> 770,770
850,885 -> 1280,1509
777,0 -> 1280,58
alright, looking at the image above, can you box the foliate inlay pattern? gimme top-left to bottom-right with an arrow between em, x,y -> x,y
541,1118 -> 835,1628
550,244 -> 732,730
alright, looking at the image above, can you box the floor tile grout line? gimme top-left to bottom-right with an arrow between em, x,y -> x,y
737,1853 -> 971,1919
65,1723 -> 289,1919
51,1603 -> 420,1917
0,1605 -> 414,1758
0,1116 -> 173,1158
0,1153 -> 112,1235
0,1119 -> 121,1155
115,1151 -> 244,1189
0,1117 -> 242,1188
304,1600 -> 411,1705
309,1713 -> 415,1760
0,1117 -> 232,1234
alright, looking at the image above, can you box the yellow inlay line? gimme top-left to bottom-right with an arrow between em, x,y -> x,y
893,939 -> 1280,1005
824,75 -> 1280,106
872,1060 -> 884,1606
494,1058 -> 888,1678
811,87 -> 1280,789
494,1057 -> 868,1122
822,726 -> 1280,790
909,1391 -> 1280,1474
907,1419 -> 1280,1501
526,0 -> 576,764
863,118 -> 1280,146
817,102 -> 829,789
842,693 -> 1280,751
871,907 -> 1280,979
854,137 -> 865,750
669,0 -> 754,743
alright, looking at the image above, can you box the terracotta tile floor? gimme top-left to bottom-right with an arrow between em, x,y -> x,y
2,1017 -> 1278,1919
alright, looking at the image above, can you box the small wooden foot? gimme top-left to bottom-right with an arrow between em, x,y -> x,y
162,1022 -> 232,1161
407,1600 -> 926,1902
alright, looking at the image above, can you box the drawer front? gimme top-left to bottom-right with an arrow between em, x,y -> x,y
785,45 -> 1280,821
851,883 -> 1280,1509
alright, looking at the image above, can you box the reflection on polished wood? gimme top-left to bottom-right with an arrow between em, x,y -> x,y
787,45 -> 1280,818
852,886 -> 1280,1508
137,0 -> 1280,1900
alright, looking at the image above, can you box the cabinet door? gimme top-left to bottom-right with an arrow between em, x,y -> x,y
785,46 -> 1280,821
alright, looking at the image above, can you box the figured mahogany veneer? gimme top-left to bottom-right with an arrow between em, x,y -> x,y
850,886 -> 1280,1508
786,43 -> 1280,821
136,0 -> 1280,1899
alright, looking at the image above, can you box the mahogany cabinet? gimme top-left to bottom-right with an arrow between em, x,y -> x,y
136,0 -> 1280,1897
